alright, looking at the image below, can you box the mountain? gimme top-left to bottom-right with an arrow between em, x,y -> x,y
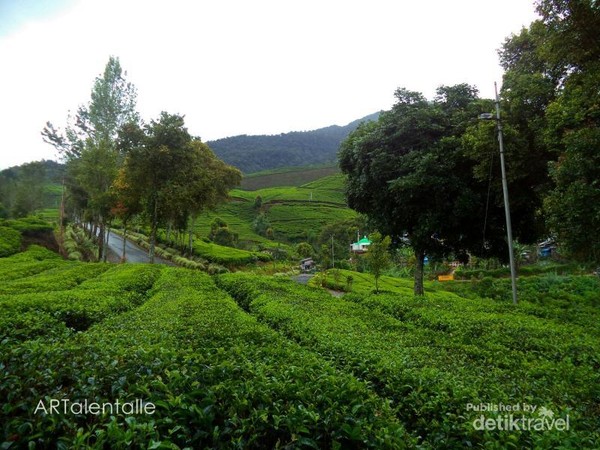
207,113 -> 380,174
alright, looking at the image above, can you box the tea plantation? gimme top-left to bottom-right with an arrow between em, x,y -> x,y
1,240 -> 599,447
193,174 -> 355,245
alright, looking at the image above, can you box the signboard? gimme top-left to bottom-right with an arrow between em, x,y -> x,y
438,274 -> 454,282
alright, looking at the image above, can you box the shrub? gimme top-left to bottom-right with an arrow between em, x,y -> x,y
0,226 -> 22,257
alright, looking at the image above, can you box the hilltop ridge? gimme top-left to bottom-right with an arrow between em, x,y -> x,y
207,112 -> 380,173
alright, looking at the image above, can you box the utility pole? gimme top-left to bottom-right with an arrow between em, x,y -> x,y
494,82 -> 518,305
331,235 -> 335,268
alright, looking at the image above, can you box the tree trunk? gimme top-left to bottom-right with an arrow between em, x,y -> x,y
414,248 -> 425,296
149,198 -> 158,264
121,223 -> 127,263
98,219 -> 105,262
166,222 -> 172,246
188,216 -> 195,257
103,222 -> 110,262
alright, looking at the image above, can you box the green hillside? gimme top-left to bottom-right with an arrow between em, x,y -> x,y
241,165 -> 340,190
194,174 -> 354,245
208,113 -> 379,173
0,160 -> 63,220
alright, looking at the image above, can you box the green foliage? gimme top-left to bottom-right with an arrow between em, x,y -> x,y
317,216 -> 366,261
208,114 -> 379,173
455,262 -> 590,280
192,239 -> 270,266
218,273 -> 600,449
3,216 -> 54,233
118,114 -> 241,262
497,2 -> 600,264
252,212 -> 271,237
0,257 -> 161,342
7,161 -> 47,217
241,165 -> 340,190
208,217 -> 237,247
339,85 -> 509,294
63,224 -> 97,261
2,240 -> 599,448
234,175 -> 348,204
0,161 -> 64,220
190,174 -> 352,250
544,77 -> 600,262
212,226 -> 237,247
295,242 -> 313,258
267,203 -> 356,242
42,57 -> 140,261
2,267 -> 410,448
366,232 -> 391,293
0,226 -> 21,257
0,262 -> 110,296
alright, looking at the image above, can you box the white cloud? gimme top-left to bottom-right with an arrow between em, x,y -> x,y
0,0 -> 539,169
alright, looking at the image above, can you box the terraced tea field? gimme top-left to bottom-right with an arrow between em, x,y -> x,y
2,242 -> 599,448
194,174 -> 356,245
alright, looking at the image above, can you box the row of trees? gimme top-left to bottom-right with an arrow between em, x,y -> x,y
340,0 -> 599,295
43,57 -> 240,262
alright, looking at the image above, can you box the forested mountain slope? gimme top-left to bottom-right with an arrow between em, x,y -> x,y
208,113 -> 379,173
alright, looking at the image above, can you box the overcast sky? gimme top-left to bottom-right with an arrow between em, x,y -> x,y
0,0 -> 539,169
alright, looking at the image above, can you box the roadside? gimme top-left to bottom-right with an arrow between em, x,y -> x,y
104,230 -> 174,265
293,273 -> 344,297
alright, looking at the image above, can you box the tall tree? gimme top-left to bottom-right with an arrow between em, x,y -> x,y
497,1 -> 600,263
340,85 -> 526,295
366,232 -> 391,294
118,113 -> 241,262
42,56 -> 138,260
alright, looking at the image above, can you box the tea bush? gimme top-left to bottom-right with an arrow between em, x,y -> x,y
0,226 -> 22,257
2,216 -> 54,233
0,262 -> 163,341
1,269 -> 411,449
217,273 -> 600,449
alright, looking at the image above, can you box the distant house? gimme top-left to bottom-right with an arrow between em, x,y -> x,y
350,236 -> 371,254
300,258 -> 315,272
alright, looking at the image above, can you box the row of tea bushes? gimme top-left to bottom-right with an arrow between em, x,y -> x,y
0,217 -> 54,234
2,268 -> 412,449
0,226 -> 22,257
216,273 -> 600,449
0,258 -> 163,341
0,262 -> 110,295
0,245 -> 65,283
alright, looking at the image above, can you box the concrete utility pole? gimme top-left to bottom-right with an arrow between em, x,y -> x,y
493,82 -> 518,305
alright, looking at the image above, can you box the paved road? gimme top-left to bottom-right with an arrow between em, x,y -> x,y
293,273 -> 344,297
106,231 -> 173,265
294,273 -> 314,284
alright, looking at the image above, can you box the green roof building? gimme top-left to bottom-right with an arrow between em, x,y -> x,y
350,236 -> 371,253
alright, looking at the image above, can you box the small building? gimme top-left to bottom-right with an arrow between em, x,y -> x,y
538,238 -> 557,258
300,257 -> 315,272
350,236 -> 371,254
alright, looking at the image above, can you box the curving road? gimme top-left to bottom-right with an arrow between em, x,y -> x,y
105,231 -> 174,265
